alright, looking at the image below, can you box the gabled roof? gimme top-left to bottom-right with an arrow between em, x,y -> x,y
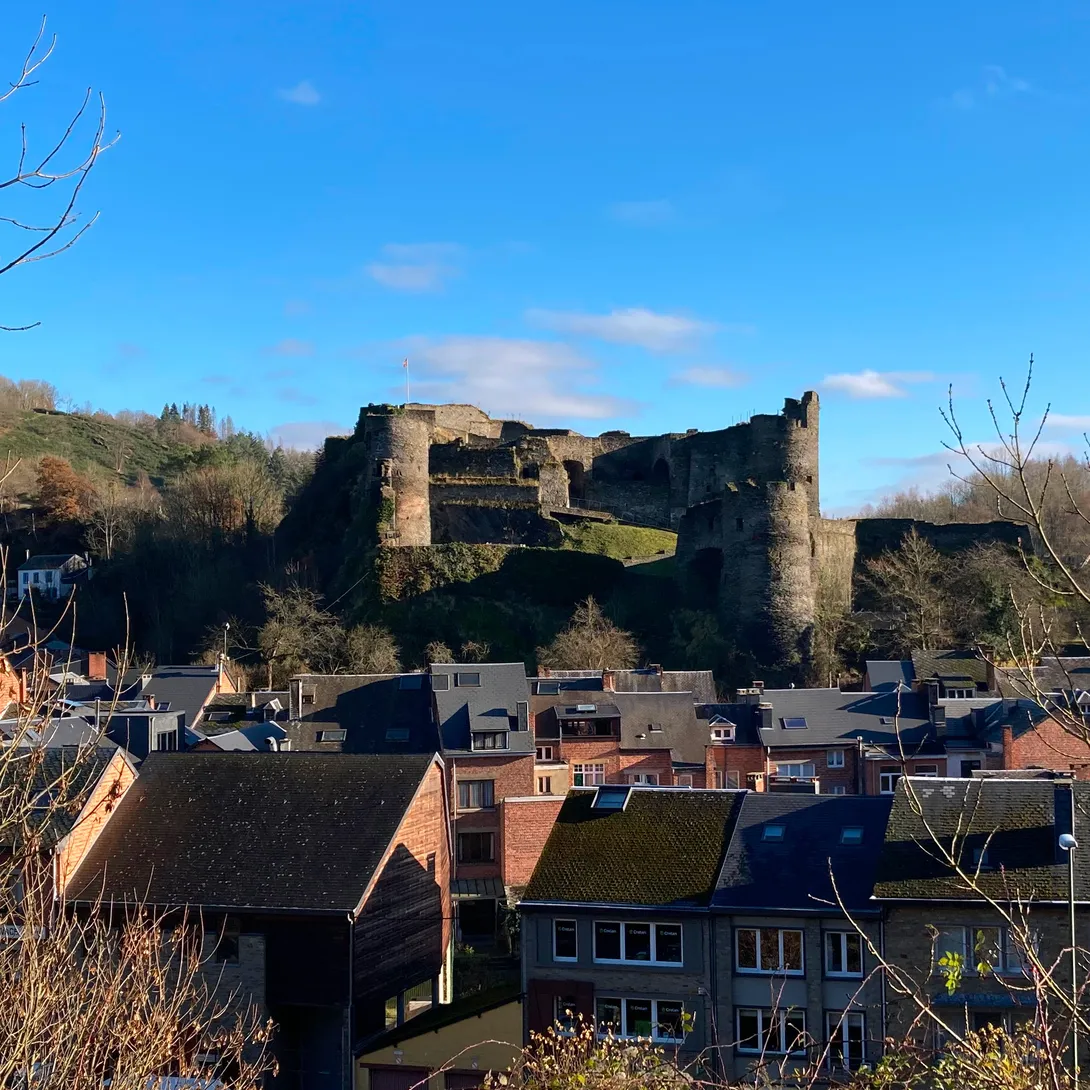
17,553 -> 83,572
911,649 -> 991,686
133,666 -> 223,729
67,753 -> 439,913
998,657 -> 1090,697
290,673 -> 437,753
755,688 -> 934,749
865,660 -> 914,692
873,776 -> 1090,902
522,787 -> 743,908
714,794 -> 892,915
431,662 -> 532,755
612,691 -> 705,764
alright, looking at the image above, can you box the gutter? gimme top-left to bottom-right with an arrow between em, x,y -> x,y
519,899 -> 710,913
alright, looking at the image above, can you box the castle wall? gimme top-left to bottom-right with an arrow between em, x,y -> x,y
814,518 -> 858,616
429,481 -> 540,507
429,442 -> 519,479
358,407 -> 433,547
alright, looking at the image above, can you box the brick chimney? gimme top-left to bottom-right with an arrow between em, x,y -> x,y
602,670 -> 615,692
86,651 -> 107,682
1001,722 -> 1013,768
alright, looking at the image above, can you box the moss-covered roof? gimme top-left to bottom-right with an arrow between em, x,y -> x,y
873,777 -> 1090,902
522,788 -> 743,908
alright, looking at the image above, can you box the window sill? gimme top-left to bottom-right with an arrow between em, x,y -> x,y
825,972 -> 864,980
735,968 -> 805,976
592,958 -> 684,968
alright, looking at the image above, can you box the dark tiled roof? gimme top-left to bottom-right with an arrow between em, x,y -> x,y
136,666 -> 223,729
290,673 -> 437,753
17,553 -> 82,571
873,777 -> 1090,902
67,753 -> 437,912
523,787 -> 743,907
755,689 -> 934,749
998,657 -> 1090,697
613,691 -> 705,764
714,794 -> 892,914
911,649 -> 991,686
431,662 -> 532,755
865,660 -> 914,692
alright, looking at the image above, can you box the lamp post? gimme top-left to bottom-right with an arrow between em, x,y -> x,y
1061,831 -> 1079,1087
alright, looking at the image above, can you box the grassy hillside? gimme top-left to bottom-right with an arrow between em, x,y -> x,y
0,408 -> 195,487
559,519 -> 677,560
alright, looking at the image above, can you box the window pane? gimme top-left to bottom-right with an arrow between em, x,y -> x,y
846,1013 -> 864,1064
826,1012 -> 845,1066
596,998 -> 621,1036
626,999 -> 653,1038
760,928 -> 780,970
737,1009 -> 761,1051
762,1012 -> 779,1053
655,923 -> 683,964
845,932 -> 862,974
554,920 -> 577,960
595,921 -> 621,960
972,927 -> 1002,974
656,1002 -> 684,1042
555,996 -> 577,1033
826,932 -> 843,974
782,930 -> 803,971
784,1010 -> 806,1054
625,922 -> 651,961
737,928 -> 757,970
935,926 -> 965,966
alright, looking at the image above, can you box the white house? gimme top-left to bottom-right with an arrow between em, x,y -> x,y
17,554 -> 90,600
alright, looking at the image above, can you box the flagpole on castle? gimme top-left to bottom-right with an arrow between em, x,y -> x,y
403,358 -> 409,405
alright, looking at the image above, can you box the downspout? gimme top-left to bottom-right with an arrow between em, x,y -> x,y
857,735 -> 865,795
708,912 -> 720,1081
346,911 -> 354,1090
879,915 -> 887,1058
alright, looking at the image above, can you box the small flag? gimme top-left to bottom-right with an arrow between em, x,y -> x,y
402,358 -> 408,368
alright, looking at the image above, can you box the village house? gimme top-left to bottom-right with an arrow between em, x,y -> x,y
15,552 -> 90,600
64,752 -> 454,1090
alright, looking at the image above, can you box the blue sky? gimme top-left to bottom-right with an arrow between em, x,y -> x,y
2,1 -> 1088,512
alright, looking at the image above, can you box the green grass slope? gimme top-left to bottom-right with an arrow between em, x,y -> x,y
560,518 -> 677,560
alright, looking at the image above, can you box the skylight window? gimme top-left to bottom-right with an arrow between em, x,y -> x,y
456,672 -> 481,687
781,717 -> 807,730
315,729 -> 346,743
592,785 -> 632,811
840,826 -> 864,845
431,674 -> 450,691
537,680 -> 560,695
385,727 -> 410,741
762,824 -> 786,842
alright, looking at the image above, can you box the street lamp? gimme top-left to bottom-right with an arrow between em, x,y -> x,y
1061,831 -> 1079,1087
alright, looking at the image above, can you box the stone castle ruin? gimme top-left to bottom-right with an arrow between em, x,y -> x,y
347,394 -> 1026,679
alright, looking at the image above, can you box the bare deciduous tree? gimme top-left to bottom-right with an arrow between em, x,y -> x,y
537,596 -> 639,671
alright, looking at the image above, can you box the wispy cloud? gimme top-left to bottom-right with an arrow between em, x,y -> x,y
609,199 -> 675,226
401,335 -> 634,422
670,366 -> 747,388
526,307 -> 717,353
278,80 -> 321,106
946,65 -> 1031,110
265,338 -> 314,357
366,243 -> 462,293
822,369 -> 936,399
268,420 -> 349,449
1044,413 -> 1090,432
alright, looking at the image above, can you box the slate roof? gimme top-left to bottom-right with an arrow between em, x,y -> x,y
431,662 -> 532,755
135,666 -> 223,729
67,753 -> 437,912
998,657 -> 1090,697
873,776 -> 1090,902
756,688 -> 935,749
538,668 -> 716,703
522,787 -> 743,908
17,553 -> 83,572
865,660 -> 914,692
612,691 -> 706,764
911,649 -> 991,686
714,794 -> 892,915
201,723 -> 287,752
289,674 -> 437,753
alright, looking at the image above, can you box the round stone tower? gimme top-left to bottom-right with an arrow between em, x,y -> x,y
358,406 -> 433,546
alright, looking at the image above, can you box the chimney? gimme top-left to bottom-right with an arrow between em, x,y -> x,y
539,666 -> 552,679
926,679 -> 940,707
753,680 -> 765,694
86,651 -> 107,682
758,703 -> 773,730
1001,723 -> 1013,768
932,704 -> 947,738
602,670 -> 615,692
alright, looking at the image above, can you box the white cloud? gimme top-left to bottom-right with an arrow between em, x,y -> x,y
946,65 -> 1030,110
268,420 -> 349,449
821,369 -> 936,399
265,338 -> 314,357
366,243 -> 462,293
278,80 -> 321,106
670,366 -> 747,388
402,335 -> 633,422
1045,413 -> 1090,431
609,199 -> 675,226
526,307 -> 716,353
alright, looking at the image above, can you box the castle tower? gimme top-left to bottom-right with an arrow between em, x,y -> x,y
357,406 -> 433,546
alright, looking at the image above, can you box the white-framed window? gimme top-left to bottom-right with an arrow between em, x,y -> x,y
537,775 -> 552,794
626,772 -> 658,785
714,771 -> 741,789
554,995 -> 578,1035
573,763 -> 605,786
457,780 -> 495,809
735,927 -> 804,974
471,731 -> 508,751
596,997 -> 685,1042
879,767 -> 901,794
824,930 -> 863,977
826,1011 -> 865,1069
593,920 -> 683,965
536,745 -> 554,761
962,925 -> 1033,976
947,688 -> 974,700
154,729 -> 178,752
829,785 -> 847,795
676,774 -> 693,787
736,1008 -> 807,1054
775,761 -> 815,780
827,749 -> 845,769
553,919 -> 577,961
711,725 -> 735,742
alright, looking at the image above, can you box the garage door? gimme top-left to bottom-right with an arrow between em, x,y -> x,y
370,1067 -> 430,1090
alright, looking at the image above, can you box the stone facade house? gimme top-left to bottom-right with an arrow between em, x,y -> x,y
65,752 -> 454,1090
873,775 -> 1090,1047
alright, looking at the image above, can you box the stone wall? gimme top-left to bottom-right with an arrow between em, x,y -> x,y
429,442 -> 519,479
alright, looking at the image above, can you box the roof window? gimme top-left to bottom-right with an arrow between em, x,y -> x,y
840,826 -> 864,845
385,727 -> 410,741
781,716 -> 807,729
398,675 -> 423,690
536,680 -> 560,695
455,672 -> 481,687
431,674 -> 450,691
591,784 -> 632,811
649,723 -> 664,733
762,824 -> 786,842
315,728 -> 346,743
